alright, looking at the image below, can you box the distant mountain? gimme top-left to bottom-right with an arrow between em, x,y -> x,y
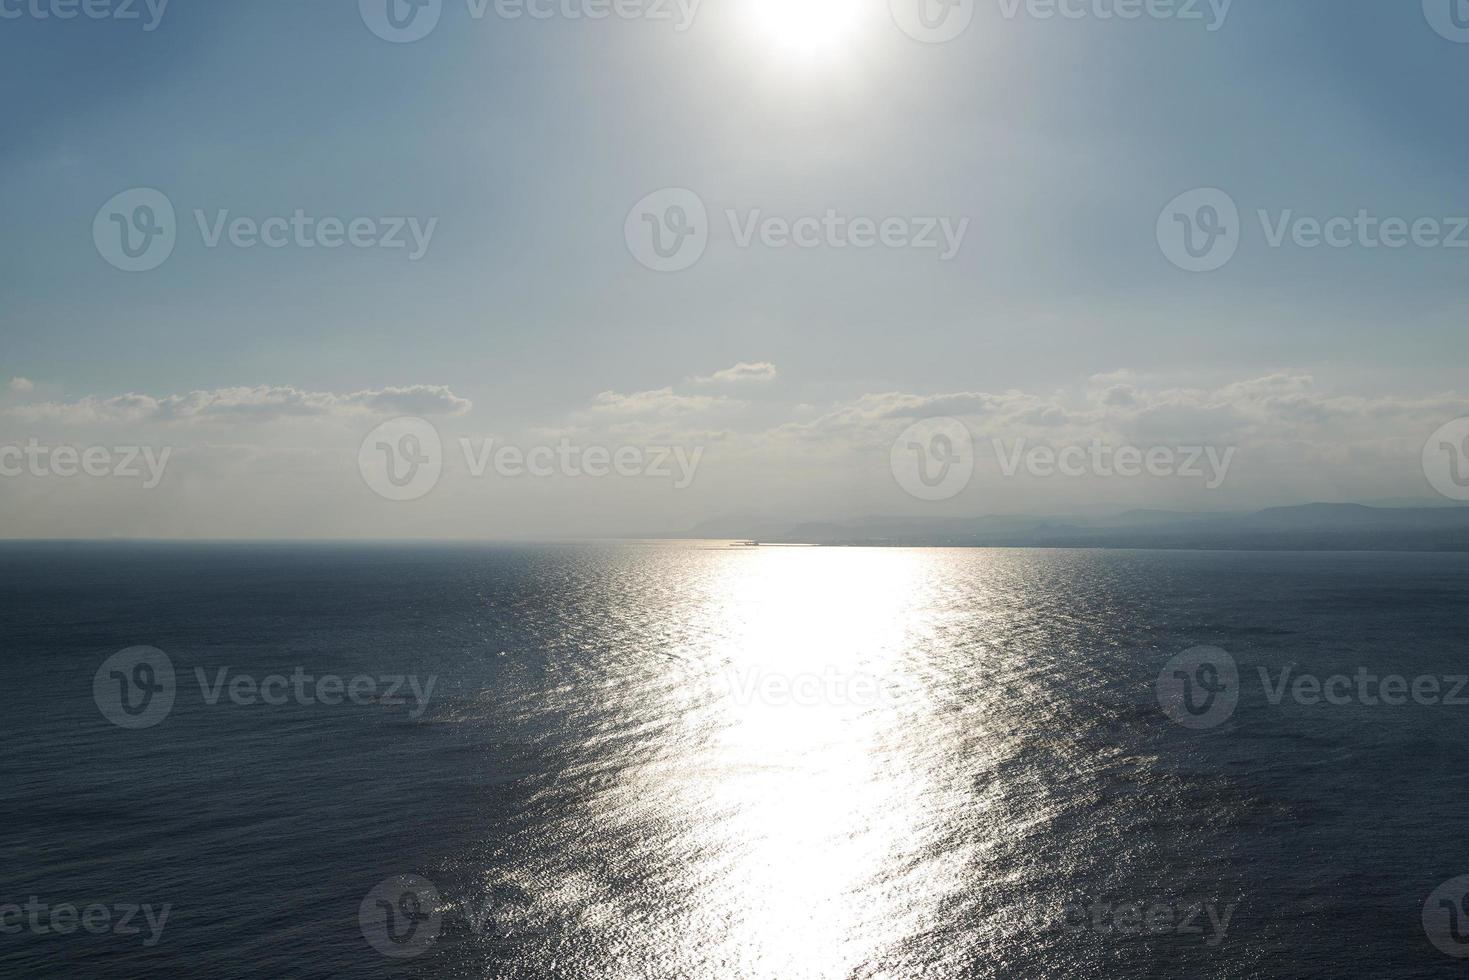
683,504 -> 1469,552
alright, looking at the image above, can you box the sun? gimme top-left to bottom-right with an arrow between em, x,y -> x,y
743,0 -> 867,64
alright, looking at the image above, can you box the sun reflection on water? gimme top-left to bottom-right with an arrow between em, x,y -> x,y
602,547 -> 982,978
445,545 -> 1255,978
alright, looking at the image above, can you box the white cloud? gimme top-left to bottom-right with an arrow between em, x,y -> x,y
5,384 -> 471,425
690,362 -> 778,386
770,373 -> 1469,455
7,377 -> 34,395
778,389 -> 1057,443
587,387 -> 744,419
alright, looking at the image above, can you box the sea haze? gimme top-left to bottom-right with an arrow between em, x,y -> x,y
1,541 -> 1466,977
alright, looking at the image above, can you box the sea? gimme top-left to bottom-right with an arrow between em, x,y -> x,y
1,541 -> 1467,978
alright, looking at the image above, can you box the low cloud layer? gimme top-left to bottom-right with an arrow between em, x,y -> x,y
6,384 -> 472,426
587,387 -> 743,420
773,373 -> 1469,452
1,365 -> 1465,539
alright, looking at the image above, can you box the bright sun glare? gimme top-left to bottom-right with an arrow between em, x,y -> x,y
744,0 -> 866,63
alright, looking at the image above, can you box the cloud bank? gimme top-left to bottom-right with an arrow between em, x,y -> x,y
2,364 -> 1466,539
6,384 -> 472,425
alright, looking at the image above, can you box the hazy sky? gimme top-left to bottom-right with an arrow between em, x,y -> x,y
3,0 -> 1469,538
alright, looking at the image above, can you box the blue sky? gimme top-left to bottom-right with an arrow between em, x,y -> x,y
3,0 -> 1469,537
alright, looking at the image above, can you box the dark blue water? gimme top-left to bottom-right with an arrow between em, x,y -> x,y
1,542 -> 1466,978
